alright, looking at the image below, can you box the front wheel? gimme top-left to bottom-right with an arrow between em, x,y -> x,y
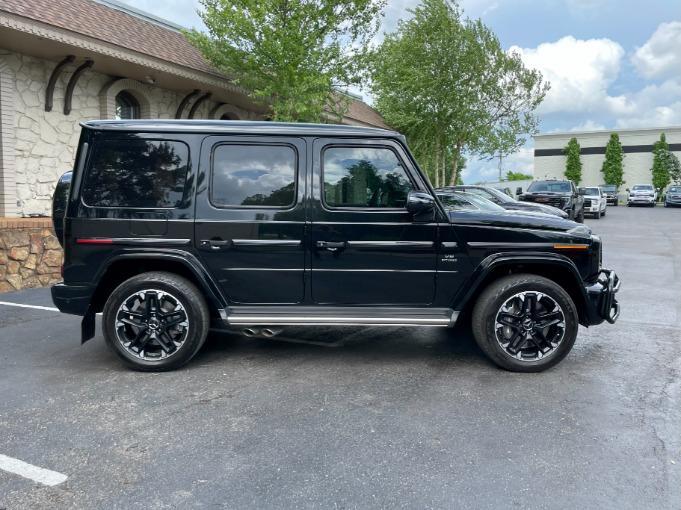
576,208 -> 585,223
595,210 -> 601,219
102,272 -> 210,371
471,274 -> 579,372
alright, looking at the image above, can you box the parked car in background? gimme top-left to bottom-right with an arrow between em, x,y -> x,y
627,184 -> 657,207
582,187 -> 607,219
599,184 -> 619,206
664,185 -> 681,207
518,180 -> 585,222
447,185 -> 569,218
51,120 -> 620,373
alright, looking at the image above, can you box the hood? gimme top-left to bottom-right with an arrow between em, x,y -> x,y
503,201 -> 568,218
447,209 -> 586,233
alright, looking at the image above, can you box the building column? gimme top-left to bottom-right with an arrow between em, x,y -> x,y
0,58 -> 18,217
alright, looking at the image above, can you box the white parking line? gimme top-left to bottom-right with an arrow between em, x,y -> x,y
0,454 -> 68,486
0,301 -> 59,312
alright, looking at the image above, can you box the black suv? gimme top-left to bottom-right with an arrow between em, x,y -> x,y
51,120 -> 620,373
519,180 -> 585,222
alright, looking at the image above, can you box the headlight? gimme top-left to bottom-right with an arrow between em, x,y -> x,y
568,225 -> 592,236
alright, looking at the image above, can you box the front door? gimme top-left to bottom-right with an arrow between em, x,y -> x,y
195,136 -> 306,304
308,138 -> 438,306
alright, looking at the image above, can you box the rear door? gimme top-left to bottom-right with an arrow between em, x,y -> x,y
194,136 -> 306,304
308,138 -> 438,306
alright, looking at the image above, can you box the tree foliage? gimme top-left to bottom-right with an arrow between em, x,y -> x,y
667,151 -> 681,184
505,171 -> 533,181
564,137 -> 582,184
186,0 -> 385,122
601,133 -> 625,187
651,133 -> 672,192
370,0 -> 547,188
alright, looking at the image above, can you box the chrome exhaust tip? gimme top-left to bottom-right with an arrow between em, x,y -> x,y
242,327 -> 260,337
261,327 -> 282,338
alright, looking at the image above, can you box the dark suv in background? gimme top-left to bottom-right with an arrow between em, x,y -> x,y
52,120 -> 619,373
519,180 -> 585,222
443,185 -> 568,218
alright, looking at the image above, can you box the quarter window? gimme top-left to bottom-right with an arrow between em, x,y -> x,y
323,146 -> 413,208
83,139 -> 189,208
211,144 -> 297,207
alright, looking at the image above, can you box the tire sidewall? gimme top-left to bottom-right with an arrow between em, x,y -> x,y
102,273 -> 208,371
473,275 -> 579,372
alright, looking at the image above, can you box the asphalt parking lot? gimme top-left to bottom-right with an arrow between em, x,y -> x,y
1,206 -> 680,509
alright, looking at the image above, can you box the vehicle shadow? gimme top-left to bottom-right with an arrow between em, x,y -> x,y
191,319 -> 489,369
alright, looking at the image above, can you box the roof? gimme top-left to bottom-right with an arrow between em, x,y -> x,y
81,119 -> 402,139
535,125 -> 681,138
0,0 -> 215,75
344,100 -> 389,129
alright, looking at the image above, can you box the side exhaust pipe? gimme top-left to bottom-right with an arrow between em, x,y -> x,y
242,327 -> 260,337
261,328 -> 282,338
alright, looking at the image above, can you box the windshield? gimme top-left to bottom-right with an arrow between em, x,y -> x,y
600,185 -> 616,192
437,192 -> 505,212
584,187 -> 600,195
527,181 -> 572,193
633,185 -> 653,191
669,186 -> 681,193
459,186 -> 513,204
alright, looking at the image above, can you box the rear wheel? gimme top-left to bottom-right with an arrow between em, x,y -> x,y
471,274 -> 579,372
102,272 -> 209,371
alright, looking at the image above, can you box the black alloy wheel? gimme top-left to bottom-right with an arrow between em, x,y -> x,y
471,274 -> 579,372
103,272 -> 209,371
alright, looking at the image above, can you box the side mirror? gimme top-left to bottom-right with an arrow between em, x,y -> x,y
625,188 -> 630,192
516,186 -> 523,196
656,188 -> 661,192
406,190 -> 435,216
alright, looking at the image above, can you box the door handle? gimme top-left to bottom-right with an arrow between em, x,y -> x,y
316,241 -> 346,252
199,239 -> 231,250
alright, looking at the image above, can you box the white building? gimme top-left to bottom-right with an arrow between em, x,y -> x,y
533,126 -> 681,188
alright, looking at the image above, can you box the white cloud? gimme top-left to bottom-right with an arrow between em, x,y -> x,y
632,21 -> 681,80
464,147 -> 534,184
509,36 -> 625,114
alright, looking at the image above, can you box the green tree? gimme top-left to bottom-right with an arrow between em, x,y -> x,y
370,0 -> 548,187
601,133 -> 625,187
564,137 -> 582,184
651,133 -> 671,193
505,171 -> 533,181
666,151 -> 681,184
186,0 -> 385,122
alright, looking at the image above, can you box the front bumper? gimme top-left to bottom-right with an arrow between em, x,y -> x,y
666,196 -> 681,205
628,196 -> 655,204
51,283 -> 93,316
584,269 -> 621,325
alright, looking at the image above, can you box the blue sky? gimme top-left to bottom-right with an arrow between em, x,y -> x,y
123,0 -> 681,183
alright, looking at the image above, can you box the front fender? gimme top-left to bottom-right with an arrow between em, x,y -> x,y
451,251 -> 590,317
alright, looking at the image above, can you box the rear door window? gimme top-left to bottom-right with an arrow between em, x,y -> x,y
83,138 -> 189,208
210,144 -> 297,208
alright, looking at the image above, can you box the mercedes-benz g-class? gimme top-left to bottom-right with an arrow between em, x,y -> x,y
52,120 -> 620,372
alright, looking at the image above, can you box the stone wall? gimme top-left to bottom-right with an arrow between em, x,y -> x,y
0,218 -> 62,292
0,50 -> 259,217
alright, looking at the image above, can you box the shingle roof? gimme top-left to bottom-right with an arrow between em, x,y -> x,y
0,0 -> 215,74
0,0 -> 388,128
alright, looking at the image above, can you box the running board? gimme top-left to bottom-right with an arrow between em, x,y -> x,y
225,306 -> 458,327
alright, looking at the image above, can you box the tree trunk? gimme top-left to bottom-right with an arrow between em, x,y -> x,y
433,138 -> 441,188
448,146 -> 460,186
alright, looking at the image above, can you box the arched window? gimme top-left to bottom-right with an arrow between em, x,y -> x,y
115,91 -> 140,120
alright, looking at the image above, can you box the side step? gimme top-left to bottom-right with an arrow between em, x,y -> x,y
226,306 -> 458,327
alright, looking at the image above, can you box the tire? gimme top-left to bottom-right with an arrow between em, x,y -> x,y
102,271 -> 210,371
601,208 -> 606,216
595,210 -> 601,219
471,274 -> 579,373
